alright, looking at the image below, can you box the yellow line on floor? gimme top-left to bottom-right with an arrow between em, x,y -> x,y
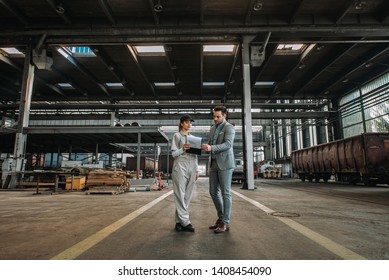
51,190 -> 173,260
232,190 -> 366,260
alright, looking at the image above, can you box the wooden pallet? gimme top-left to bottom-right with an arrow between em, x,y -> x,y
85,169 -> 130,194
85,185 -> 125,195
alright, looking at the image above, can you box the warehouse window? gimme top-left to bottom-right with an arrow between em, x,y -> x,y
340,72 -> 389,137
203,45 -> 235,54
203,82 -> 225,87
154,82 -> 175,87
105,83 -> 124,89
254,81 -> 275,87
67,46 -> 95,57
57,83 -> 74,89
0,47 -> 24,57
275,44 -> 306,55
133,45 -> 165,56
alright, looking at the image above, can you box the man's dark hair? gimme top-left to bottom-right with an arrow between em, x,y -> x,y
213,105 -> 227,115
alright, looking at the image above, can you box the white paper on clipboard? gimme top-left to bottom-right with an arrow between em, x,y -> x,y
185,135 -> 202,155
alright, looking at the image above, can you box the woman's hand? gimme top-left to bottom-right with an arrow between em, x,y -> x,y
183,144 -> 191,151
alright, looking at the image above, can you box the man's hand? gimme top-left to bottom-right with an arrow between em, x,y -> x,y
201,144 -> 211,152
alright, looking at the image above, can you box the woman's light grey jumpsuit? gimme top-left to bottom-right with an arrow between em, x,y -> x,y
171,131 -> 198,227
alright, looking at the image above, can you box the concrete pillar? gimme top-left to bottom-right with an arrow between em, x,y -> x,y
241,36 -> 255,190
153,142 -> 157,178
137,132 -> 141,179
10,45 -> 35,187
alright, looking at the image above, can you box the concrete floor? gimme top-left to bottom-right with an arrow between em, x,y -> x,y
0,178 -> 388,260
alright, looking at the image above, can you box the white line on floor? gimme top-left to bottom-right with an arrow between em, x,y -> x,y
51,190 -> 173,260
232,189 -> 366,260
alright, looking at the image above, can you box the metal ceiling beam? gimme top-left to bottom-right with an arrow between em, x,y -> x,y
53,48 -> 112,98
35,79 -> 67,98
251,44 -> 277,88
272,43 -> 318,96
51,65 -> 85,97
223,44 -> 240,101
22,114 -> 273,126
200,45 -> 204,98
374,1 -> 389,23
97,0 -> 116,25
2,25 -> 389,38
45,0 -> 72,25
37,37 -> 389,45
317,45 -> 389,98
164,44 -> 182,97
3,37 -> 388,48
0,72 -> 19,85
0,36 -> 241,45
0,85 -> 18,97
225,112 -> 332,120
0,0 -> 28,25
23,126 -> 169,142
289,0 -> 305,23
0,50 -> 66,98
92,46 -> 135,97
121,111 -> 334,120
335,0 -> 357,24
126,45 -> 156,97
292,43 -> 357,97
0,102 -> 323,111
245,0 -> 257,25
200,0 -> 205,25
148,0 -> 160,26
0,50 -> 21,69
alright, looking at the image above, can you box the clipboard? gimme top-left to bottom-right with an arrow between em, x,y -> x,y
185,135 -> 202,155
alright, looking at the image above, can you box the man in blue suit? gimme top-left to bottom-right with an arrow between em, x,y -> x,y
202,106 -> 236,233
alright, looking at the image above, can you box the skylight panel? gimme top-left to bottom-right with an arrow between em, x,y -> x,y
255,81 -> 275,87
154,82 -> 175,87
203,82 -> 225,87
67,46 -> 95,57
57,48 -> 70,59
277,44 -> 304,51
133,45 -> 165,56
0,47 -> 25,57
57,83 -> 74,89
105,82 -> 124,89
203,45 -> 235,54
275,44 -> 306,55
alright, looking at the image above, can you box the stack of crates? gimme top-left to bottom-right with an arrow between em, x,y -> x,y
65,176 -> 86,190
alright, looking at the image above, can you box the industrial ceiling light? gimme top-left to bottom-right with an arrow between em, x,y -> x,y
55,2 -> 65,14
154,0 -> 163,12
354,0 -> 366,10
253,1 -> 263,11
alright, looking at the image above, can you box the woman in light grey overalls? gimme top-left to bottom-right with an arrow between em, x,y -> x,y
171,114 -> 199,232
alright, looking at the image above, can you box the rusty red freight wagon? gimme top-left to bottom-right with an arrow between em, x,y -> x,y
291,133 -> 389,185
